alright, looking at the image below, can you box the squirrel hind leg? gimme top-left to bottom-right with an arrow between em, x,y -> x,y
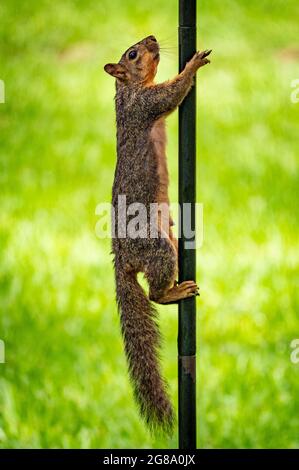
145,238 -> 199,305
145,238 -> 177,303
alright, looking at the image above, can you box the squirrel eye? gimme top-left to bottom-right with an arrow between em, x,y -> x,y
128,50 -> 137,60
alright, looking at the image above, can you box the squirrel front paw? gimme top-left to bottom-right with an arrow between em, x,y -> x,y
187,49 -> 212,72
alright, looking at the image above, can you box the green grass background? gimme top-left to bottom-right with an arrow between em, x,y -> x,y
1,0 -> 299,448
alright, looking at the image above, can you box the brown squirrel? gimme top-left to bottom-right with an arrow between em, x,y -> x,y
104,36 -> 211,432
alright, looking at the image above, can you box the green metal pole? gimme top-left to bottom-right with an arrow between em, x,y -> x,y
178,0 -> 197,449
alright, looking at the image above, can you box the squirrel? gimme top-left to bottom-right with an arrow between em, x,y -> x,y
104,35 -> 211,432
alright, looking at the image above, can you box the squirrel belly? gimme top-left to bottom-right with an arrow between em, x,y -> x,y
105,35 -> 210,432
151,117 -> 169,206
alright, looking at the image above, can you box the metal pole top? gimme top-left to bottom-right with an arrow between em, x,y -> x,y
179,0 -> 196,27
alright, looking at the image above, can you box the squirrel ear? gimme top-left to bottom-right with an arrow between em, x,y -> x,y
104,63 -> 127,80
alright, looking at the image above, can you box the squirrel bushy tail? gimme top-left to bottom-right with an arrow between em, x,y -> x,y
114,262 -> 174,433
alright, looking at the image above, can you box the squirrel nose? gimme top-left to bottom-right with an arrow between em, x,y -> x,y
147,35 -> 157,43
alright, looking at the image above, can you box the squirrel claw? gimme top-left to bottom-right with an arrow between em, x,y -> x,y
200,49 -> 212,59
189,50 -> 212,70
154,280 -> 200,304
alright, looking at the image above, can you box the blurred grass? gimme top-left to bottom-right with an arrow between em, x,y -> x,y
0,0 -> 299,448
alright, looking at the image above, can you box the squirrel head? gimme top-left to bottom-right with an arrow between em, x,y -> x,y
104,36 -> 160,85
